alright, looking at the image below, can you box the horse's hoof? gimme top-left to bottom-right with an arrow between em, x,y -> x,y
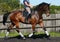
23,37 -> 26,40
47,35 -> 50,37
45,35 -> 50,40
45,34 -> 50,37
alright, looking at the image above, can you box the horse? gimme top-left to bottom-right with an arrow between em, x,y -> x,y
3,2 -> 50,39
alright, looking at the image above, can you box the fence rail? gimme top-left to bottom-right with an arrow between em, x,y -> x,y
0,18 -> 60,30
0,26 -> 60,30
0,18 -> 60,23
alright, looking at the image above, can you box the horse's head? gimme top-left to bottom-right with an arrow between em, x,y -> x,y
42,3 -> 50,17
35,2 -> 50,17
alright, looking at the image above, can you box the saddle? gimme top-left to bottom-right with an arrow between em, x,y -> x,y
22,9 -> 37,22
23,9 -> 28,17
23,9 -> 35,17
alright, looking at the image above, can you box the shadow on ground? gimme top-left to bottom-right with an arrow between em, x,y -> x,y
4,34 -> 50,39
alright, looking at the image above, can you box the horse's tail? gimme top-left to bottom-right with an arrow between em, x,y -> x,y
3,12 -> 11,25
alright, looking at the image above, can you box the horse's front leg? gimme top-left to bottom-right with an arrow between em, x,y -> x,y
29,24 -> 36,37
39,19 -> 50,37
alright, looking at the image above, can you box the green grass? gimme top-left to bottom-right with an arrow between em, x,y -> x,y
50,32 -> 60,37
0,31 -> 19,37
0,32 -> 60,38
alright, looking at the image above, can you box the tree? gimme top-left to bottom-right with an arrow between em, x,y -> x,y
0,0 -> 21,14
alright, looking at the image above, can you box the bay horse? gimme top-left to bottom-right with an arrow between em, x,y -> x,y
3,2 -> 50,39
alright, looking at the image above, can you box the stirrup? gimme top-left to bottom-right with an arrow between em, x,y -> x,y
28,14 -> 31,18
25,17 -> 28,22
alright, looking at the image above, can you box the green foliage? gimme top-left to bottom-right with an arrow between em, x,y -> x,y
0,0 -> 60,14
50,5 -> 60,14
0,0 -> 20,14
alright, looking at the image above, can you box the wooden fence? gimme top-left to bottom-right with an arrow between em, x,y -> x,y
0,18 -> 60,30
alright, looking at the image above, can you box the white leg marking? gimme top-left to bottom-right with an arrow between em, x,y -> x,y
6,31 -> 9,37
19,32 -> 25,39
29,33 -> 33,37
45,31 -> 49,36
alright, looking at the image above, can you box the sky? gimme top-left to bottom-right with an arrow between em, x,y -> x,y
20,0 -> 60,6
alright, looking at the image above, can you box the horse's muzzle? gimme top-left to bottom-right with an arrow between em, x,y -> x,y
46,13 -> 50,17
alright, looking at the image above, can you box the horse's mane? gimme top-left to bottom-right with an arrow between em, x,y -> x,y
38,2 -> 49,6
34,2 -> 49,10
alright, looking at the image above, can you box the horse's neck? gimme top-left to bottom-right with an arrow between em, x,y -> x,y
37,10 -> 43,19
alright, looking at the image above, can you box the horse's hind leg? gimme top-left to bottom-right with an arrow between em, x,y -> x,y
5,23 -> 15,37
15,21 -> 25,39
29,24 -> 36,37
